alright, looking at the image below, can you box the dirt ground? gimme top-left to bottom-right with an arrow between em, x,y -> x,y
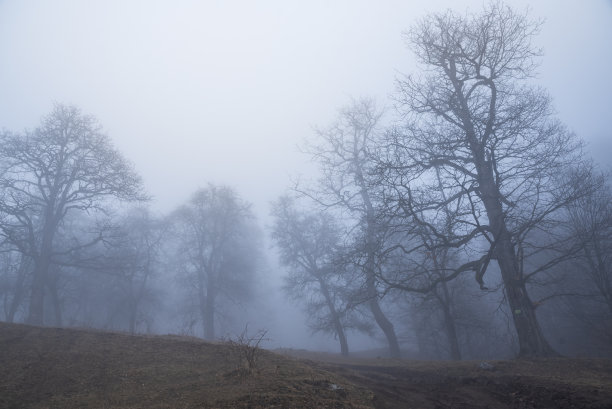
1,322 -> 612,408
279,349 -> 612,409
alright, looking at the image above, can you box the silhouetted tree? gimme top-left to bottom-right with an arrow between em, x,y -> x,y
387,2 -> 593,356
271,197 -> 372,356
300,98 -> 401,358
101,207 -> 165,334
0,104 -> 145,325
170,185 -> 260,340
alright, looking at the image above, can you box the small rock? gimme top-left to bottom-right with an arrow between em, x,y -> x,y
329,383 -> 343,391
479,361 -> 495,370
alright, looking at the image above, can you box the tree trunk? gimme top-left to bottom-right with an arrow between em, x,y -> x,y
47,266 -> 62,327
496,233 -> 556,357
26,212 -> 57,326
479,175 -> 557,357
365,266 -> 401,358
47,275 -> 62,327
203,274 -> 215,340
439,282 -> 462,360
319,280 -> 349,356
356,164 -> 401,358
27,256 -> 49,325
7,257 -> 29,323
368,291 -> 401,358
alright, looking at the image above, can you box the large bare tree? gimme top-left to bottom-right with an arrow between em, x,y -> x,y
170,185 -> 260,340
301,98 -> 401,358
0,104 -> 145,325
387,2 -> 592,356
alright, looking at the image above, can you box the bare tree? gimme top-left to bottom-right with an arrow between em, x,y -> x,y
0,104 -> 145,325
271,197 -> 372,356
0,244 -> 31,322
301,98 -> 401,358
170,185 -> 260,340
547,180 -> 612,352
387,2 -> 594,356
567,182 -> 612,315
100,207 -> 165,334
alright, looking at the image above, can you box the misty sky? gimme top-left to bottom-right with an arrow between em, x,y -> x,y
1,0 -> 610,220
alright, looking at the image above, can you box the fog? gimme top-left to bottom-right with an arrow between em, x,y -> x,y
0,1 -> 611,357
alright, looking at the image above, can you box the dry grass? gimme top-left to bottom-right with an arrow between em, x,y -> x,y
2,322 -> 612,408
0,322 -> 372,408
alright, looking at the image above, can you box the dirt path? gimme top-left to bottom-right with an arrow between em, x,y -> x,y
311,358 -> 612,409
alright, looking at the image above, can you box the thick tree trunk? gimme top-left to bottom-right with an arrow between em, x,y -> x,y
26,212 -> 58,326
336,322 -> 349,357
496,233 -> 556,357
479,175 -> 557,357
27,256 -> 49,325
368,291 -> 401,358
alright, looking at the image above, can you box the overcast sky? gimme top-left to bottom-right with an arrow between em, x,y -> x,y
1,0 -> 610,219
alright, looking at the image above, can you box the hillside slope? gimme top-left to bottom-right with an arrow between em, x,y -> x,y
0,323 -> 372,408
1,322 -> 612,408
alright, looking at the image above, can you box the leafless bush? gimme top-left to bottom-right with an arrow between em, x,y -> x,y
224,325 -> 269,375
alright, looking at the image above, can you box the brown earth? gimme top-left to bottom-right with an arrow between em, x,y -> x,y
1,322 -> 611,408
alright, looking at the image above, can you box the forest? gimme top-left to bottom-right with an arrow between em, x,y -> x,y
0,2 -> 611,362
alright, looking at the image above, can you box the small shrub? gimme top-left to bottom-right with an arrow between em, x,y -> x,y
225,325 -> 269,375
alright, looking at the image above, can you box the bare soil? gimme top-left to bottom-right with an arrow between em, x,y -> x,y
1,322 -> 611,408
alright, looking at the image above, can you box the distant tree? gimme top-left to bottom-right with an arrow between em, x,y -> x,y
0,244 -> 31,322
101,207 -> 165,334
0,104 -> 145,325
170,185 -> 260,340
271,197 -> 372,356
386,2 -> 594,356
547,179 -> 612,353
300,98 -> 401,358
566,181 -> 612,316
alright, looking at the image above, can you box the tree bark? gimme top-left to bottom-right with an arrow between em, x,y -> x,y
479,174 -> 557,357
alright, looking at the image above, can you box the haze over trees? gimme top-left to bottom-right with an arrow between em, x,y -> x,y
0,104 -> 145,326
275,2 -> 610,358
169,185 -> 261,340
0,1 -> 610,361
271,197 -> 373,356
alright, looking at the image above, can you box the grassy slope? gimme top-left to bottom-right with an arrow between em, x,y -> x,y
2,322 -> 612,409
0,323 -> 372,408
